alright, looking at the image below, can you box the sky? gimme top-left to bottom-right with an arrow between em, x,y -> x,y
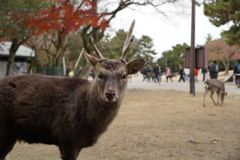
105,3 -> 230,59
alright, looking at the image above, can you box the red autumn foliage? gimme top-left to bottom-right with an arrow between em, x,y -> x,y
24,0 -> 108,37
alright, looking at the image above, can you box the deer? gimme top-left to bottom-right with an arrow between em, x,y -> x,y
0,20 -> 145,160
203,79 -> 228,107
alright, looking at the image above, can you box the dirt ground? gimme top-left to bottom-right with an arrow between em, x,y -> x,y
7,88 -> 240,160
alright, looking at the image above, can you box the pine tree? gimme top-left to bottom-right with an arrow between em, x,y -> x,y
203,0 -> 240,45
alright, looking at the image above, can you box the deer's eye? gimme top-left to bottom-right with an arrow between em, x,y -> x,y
98,74 -> 102,79
122,74 -> 127,79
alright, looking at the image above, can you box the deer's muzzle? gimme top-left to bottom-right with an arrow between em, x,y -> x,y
106,91 -> 115,100
104,89 -> 118,103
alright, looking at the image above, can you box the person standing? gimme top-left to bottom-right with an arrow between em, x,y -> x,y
146,67 -> 152,83
194,68 -> 200,81
153,63 -> 160,84
210,61 -> 219,79
76,66 -> 83,77
234,59 -> 240,88
202,68 -> 207,82
166,67 -> 173,83
184,68 -> 190,81
178,66 -> 185,82
141,66 -> 147,82
66,65 -> 73,76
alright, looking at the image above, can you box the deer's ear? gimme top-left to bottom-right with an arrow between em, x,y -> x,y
225,92 -> 228,96
84,51 -> 99,71
127,58 -> 145,74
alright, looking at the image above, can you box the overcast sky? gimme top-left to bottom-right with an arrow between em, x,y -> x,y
106,3 -> 230,58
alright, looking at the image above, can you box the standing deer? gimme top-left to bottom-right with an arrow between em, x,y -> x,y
203,79 -> 228,107
0,20 -> 145,160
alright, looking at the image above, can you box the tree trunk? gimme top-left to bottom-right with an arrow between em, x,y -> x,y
55,48 -> 63,67
5,39 -> 21,76
54,32 -> 64,67
224,58 -> 229,75
222,58 -> 229,75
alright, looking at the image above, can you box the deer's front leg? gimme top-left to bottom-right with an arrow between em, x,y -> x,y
210,91 -> 217,106
216,91 -> 220,105
203,90 -> 209,107
219,91 -> 224,106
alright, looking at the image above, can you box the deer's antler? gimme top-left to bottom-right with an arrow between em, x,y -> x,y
119,20 -> 135,62
91,37 -> 105,61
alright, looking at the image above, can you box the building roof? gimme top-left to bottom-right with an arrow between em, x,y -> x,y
0,42 -> 35,57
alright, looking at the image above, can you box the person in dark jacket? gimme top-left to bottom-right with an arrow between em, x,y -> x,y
146,67 -> 152,83
141,66 -> 147,82
153,63 -> 160,83
178,65 -> 185,82
210,61 -> 219,79
234,59 -> 240,88
66,65 -> 73,76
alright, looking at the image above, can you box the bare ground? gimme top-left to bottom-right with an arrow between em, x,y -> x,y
7,89 -> 240,160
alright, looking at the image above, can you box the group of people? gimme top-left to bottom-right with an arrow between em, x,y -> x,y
141,64 -> 162,84
178,61 -> 219,83
67,59 -> 240,88
207,60 -> 240,88
176,66 -> 200,83
140,59 -> 240,88
141,64 -> 184,84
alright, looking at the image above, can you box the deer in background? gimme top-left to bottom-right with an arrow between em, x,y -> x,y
203,79 -> 228,107
0,20 -> 145,160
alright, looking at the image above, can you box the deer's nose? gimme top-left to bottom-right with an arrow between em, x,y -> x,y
105,91 -> 115,100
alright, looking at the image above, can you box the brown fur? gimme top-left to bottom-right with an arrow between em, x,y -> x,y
0,59 -> 144,160
203,79 -> 228,107
0,21 -> 145,160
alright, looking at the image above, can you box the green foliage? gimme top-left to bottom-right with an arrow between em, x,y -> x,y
97,30 -> 157,66
0,0 -> 51,39
203,0 -> 240,45
99,30 -> 127,60
205,33 -> 214,45
135,35 -> 157,67
157,43 -> 189,73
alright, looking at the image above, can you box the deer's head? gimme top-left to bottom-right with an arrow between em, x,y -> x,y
84,20 -> 145,103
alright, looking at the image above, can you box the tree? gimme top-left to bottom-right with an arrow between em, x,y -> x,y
134,35 -> 157,67
206,38 -> 240,74
97,31 -> 157,67
25,0 -> 108,67
203,0 -> 240,46
0,0 -> 51,76
0,0 -> 108,76
79,0 -> 196,77
205,33 -> 214,45
98,30 -> 129,60
157,43 -> 189,73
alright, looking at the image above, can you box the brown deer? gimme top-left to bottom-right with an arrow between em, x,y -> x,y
0,20 -> 145,160
203,79 -> 228,107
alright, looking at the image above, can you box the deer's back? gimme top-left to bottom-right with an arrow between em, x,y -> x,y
0,74 -> 89,144
205,79 -> 225,92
